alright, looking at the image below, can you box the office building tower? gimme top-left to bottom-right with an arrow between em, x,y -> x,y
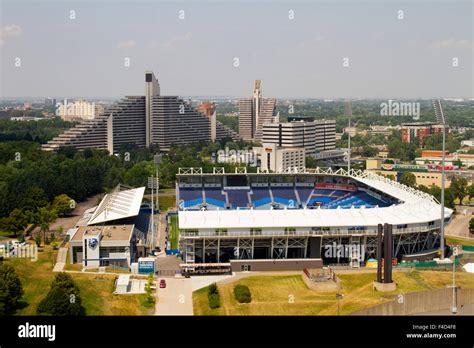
262,119 -> 336,156
238,80 -> 277,140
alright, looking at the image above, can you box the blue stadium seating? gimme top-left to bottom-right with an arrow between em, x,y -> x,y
204,188 -> 226,208
272,187 -> 298,207
178,185 -> 390,210
251,187 -> 272,207
296,188 -> 313,203
226,190 -> 250,208
179,187 -> 204,208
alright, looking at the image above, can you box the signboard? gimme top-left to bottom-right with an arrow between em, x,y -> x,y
380,163 -> 461,172
138,259 -> 155,274
315,183 -> 357,192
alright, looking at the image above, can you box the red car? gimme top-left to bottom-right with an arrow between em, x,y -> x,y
159,279 -> 166,288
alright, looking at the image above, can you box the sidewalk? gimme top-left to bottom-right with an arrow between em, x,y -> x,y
53,247 -> 68,272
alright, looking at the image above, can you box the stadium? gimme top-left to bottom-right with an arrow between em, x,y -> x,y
175,167 -> 453,272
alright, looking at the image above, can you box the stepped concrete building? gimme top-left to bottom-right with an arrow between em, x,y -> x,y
238,80 -> 277,140
42,71 -> 238,153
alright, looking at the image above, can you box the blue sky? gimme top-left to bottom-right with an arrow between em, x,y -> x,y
0,0 -> 472,98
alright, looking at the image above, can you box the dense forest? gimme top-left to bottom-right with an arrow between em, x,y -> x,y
0,137 -> 257,237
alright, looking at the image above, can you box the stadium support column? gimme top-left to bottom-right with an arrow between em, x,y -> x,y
383,224 -> 393,284
377,224 -> 383,283
374,224 -> 396,291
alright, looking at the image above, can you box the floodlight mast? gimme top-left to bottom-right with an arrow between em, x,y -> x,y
345,100 -> 352,173
433,99 -> 446,260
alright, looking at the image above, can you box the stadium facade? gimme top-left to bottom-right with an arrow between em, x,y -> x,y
175,168 -> 452,271
42,71 -> 238,153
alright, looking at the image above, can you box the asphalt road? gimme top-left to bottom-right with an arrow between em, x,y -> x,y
446,205 -> 473,238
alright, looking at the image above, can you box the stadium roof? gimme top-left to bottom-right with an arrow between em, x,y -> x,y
178,173 -> 452,229
87,186 -> 145,225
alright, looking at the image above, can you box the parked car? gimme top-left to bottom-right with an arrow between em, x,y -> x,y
159,279 -> 166,288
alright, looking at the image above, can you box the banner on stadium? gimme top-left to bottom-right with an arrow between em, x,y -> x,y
315,183 -> 357,191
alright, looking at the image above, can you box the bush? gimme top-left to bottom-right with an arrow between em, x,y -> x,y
208,282 -> 218,295
208,293 -> 220,309
207,283 -> 220,309
234,284 -> 251,303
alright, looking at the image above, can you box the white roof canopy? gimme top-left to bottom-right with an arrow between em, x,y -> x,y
87,186 -> 145,225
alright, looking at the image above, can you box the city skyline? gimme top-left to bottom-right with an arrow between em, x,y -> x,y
0,0 -> 472,99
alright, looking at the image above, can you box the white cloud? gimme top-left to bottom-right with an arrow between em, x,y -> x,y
160,32 -> 192,48
117,40 -> 136,49
0,24 -> 22,46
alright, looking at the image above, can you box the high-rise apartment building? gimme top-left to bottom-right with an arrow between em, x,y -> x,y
238,80 -> 277,140
42,72 -> 238,153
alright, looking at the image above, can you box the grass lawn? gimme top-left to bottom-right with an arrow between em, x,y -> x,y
159,195 -> 176,212
446,236 -> 474,247
169,214 -> 179,249
5,245 -> 154,315
193,270 -> 474,316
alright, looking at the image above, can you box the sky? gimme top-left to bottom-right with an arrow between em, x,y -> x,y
0,0 -> 472,99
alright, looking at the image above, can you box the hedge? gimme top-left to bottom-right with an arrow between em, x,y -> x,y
234,284 -> 252,303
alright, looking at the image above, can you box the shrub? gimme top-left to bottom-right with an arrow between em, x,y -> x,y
208,293 -> 220,309
208,282 -> 218,295
234,284 -> 251,303
207,283 -> 220,309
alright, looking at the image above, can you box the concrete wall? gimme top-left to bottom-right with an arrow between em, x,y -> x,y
230,258 -> 322,272
352,287 -> 474,315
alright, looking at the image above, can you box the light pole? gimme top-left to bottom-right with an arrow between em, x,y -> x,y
451,247 -> 458,314
432,100 -> 446,259
345,100 -> 352,174
336,293 -> 344,316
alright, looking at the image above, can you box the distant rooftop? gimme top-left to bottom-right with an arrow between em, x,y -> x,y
72,225 -> 134,242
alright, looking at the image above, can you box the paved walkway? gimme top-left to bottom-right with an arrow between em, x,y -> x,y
53,247 -> 68,272
155,278 -> 194,315
446,206 -> 473,239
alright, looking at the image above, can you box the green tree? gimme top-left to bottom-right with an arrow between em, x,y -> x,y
37,273 -> 85,316
362,145 -> 377,158
144,273 -> 155,305
34,233 -> 42,247
34,207 -> 57,241
0,208 -> 28,237
468,185 -> 474,201
52,194 -> 74,216
470,217 -> 474,233
0,264 -> 24,315
450,176 -> 468,204
399,172 -> 417,188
